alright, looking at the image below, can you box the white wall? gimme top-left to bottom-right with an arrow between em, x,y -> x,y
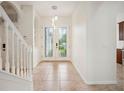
33,13 -> 42,67
72,2 -> 124,84
18,5 -> 34,47
72,3 -> 88,81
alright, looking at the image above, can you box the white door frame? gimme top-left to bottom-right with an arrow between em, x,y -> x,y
42,26 -> 70,61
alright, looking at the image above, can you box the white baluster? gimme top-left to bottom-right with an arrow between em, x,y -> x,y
0,38 -> 2,70
23,45 -> 25,78
25,47 -> 28,78
29,48 -> 32,80
4,21 -> 9,72
26,48 -> 29,79
19,41 -> 21,76
24,46 -> 26,78
16,38 -> 19,76
26,48 -> 29,78
11,31 -> 15,74
0,23 -> 3,70
20,43 -> 23,77
27,48 -> 30,79
25,48 -> 28,78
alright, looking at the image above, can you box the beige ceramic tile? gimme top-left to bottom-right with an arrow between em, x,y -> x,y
33,61 -> 124,91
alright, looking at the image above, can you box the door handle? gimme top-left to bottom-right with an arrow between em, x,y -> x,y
56,43 -> 58,47
2,44 -> 6,51
56,43 -> 58,48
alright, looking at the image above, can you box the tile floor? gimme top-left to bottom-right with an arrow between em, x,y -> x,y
33,61 -> 124,91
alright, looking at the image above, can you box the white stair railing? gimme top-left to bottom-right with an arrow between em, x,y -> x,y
0,6 -> 32,80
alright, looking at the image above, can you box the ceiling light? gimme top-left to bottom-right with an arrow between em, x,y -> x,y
51,5 -> 57,10
54,15 -> 58,21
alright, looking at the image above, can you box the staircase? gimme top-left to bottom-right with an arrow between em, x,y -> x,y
0,5 -> 33,90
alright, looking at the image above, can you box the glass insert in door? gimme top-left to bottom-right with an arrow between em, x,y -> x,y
58,27 -> 67,57
45,27 -> 53,57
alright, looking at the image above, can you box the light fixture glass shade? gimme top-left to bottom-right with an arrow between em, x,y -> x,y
51,15 -> 58,29
54,15 -> 58,21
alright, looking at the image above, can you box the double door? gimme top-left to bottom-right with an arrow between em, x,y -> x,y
44,27 -> 69,60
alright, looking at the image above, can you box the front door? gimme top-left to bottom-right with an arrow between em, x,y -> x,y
43,27 -> 69,61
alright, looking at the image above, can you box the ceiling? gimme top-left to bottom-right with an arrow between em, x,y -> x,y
16,1 -> 80,17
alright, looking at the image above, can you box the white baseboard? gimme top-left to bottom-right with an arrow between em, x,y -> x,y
86,81 -> 117,85
72,61 -> 117,85
71,61 -> 89,84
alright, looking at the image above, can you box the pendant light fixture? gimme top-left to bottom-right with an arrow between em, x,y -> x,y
51,5 -> 58,29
